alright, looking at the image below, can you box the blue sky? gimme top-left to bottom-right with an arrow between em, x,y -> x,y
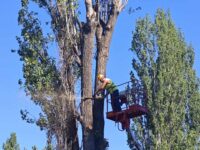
0,0 -> 199,150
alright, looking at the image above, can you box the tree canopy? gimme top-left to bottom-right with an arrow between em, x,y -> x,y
3,133 -> 20,150
129,9 -> 200,149
16,0 -> 129,149
15,0 -> 200,149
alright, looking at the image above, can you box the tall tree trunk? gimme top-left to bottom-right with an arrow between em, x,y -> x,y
81,1 -> 97,149
93,4 -> 120,150
81,22 -> 96,150
81,1 -> 127,149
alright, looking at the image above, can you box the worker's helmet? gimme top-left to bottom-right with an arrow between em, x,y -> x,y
97,74 -> 104,80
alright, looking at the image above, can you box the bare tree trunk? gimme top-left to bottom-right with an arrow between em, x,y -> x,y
81,1 -> 128,149
93,3 -> 120,150
93,39 -> 106,149
80,1 -> 97,149
81,22 -> 96,150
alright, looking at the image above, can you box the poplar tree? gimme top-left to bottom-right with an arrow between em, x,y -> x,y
16,0 -> 129,149
129,9 -> 200,149
3,133 -> 20,150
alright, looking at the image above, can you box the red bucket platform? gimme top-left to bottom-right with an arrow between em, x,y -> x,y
106,104 -> 148,130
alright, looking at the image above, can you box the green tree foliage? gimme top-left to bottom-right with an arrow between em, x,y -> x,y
129,9 -> 200,149
32,146 -> 38,150
16,0 -> 80,149
3,133 -> 20,150
16,0 -> 129,149
43,144 -> 53,150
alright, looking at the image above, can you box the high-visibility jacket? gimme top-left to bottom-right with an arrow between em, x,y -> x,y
104,78 -> 117,94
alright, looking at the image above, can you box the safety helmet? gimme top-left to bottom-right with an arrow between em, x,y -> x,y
97,74 -> 104,80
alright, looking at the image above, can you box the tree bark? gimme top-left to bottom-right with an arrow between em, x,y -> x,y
93,3 -> 120,150
55,93 -> 79,150
81,23 -> 96,150
65,101 -> 79,150
80,1 -> 97,149
82,1 -> 127,149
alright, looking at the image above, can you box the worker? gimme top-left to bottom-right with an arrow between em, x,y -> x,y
95,74 -> 121,112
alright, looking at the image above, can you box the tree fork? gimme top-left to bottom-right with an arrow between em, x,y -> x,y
93,1 -> 121,149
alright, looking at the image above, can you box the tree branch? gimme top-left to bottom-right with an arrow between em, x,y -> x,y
56,2 -> 65,19
119,0 -> 129,12
95,0 -> 100,21
74,109 -> 84,125
85,0 -> 96,21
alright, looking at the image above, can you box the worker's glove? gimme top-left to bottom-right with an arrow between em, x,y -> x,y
95,93 -> 103,99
